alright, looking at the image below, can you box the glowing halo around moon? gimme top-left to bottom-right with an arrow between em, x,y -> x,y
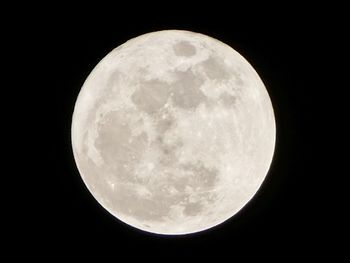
71,30 -> 276,235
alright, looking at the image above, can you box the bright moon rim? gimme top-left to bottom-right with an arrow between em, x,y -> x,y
71,30 -> 276,235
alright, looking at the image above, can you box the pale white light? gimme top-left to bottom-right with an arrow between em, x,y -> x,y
71,30 -> 276,235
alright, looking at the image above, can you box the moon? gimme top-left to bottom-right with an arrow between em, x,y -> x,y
71,30 -> 275,235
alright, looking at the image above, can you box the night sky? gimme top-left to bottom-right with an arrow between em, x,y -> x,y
11,2 -> 339,259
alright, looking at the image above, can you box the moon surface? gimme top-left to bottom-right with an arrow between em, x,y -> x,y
71,30 -> 275,235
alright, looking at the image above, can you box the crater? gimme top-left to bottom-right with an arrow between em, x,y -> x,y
173,41 -> 196,57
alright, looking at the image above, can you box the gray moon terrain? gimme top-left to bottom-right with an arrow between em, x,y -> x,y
71,30 -> 276,235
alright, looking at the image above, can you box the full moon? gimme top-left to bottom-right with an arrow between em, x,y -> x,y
71,30 -> 275,235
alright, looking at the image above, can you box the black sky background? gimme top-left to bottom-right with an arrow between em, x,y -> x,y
12,3 -> 342,259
